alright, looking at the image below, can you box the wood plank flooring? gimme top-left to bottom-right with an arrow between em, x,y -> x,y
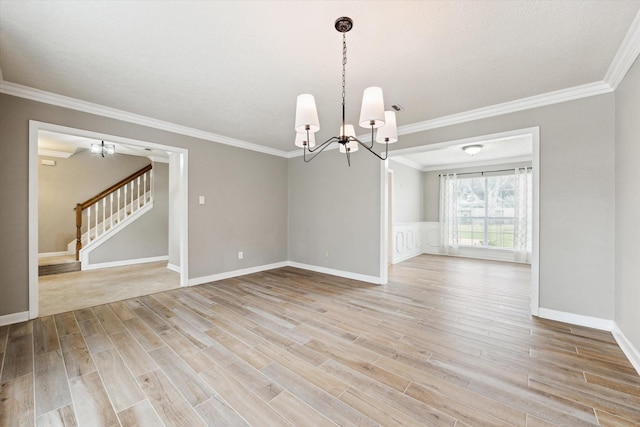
2,254 -> 639,426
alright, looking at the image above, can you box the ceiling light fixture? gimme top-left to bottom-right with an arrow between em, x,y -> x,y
91,140 -> 115,157
294,17 -> 398,166
463,145 -> 482,156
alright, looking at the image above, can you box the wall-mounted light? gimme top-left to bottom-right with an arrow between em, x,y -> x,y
462,145 -> 482,156
91,140 -> 115,157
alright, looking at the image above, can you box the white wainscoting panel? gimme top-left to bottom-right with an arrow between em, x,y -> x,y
392,222 -> 442,264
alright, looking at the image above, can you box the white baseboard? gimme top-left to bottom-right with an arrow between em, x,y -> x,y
38,251 -> 72,258
187,261 -> 288,287
535,308 -> 640,375
612,324 -> 640,376
537,308 -> 615,331
166,263 -> 181,273
0,311 -> 29,326
287,261 -> 383,285
82,255 -> 169,271
392,250 -> 422,265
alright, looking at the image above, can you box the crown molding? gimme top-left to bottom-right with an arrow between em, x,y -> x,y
397,81 -> 613,137
420,155 -> 533,173
605,9 -> 640,90
0,81 -> 290,158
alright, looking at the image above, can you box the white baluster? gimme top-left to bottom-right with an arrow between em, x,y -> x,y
124,184 -> 128,218
137,176 -> 141,209
94,203 -> 99,240
117,188 -> 121,223
130,181 -> 134,214
150,168 -> 154,202
87,207 -> 91,242
102,198 -> 106,235
110,193 -> 114,229
143,173 -> 147,206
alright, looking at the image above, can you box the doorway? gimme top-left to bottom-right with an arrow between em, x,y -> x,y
380,127 -> 540,315
28,121 -> 189,318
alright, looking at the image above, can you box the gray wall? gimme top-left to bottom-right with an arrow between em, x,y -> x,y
389,160 -> 424,223
391,94 -> 616,320
288,152 -> 381,278
615,57 -> 640,354
421,161 -> 532,223
423,171 -> 440,222
88,161 -> 169,264
38,149 -> 150,253
0,93 -> 288,317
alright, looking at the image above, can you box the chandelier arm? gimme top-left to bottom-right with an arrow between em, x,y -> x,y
352,137 -> 390,161
303,136 -> 340,163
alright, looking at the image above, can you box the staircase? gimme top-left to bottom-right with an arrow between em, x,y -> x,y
39,164 -> 154,275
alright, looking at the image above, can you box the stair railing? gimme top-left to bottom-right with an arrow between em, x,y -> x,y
75,164 -> 153,260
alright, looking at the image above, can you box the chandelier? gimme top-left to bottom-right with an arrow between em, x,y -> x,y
294,17 -> 398,166
91,140 -> 115,157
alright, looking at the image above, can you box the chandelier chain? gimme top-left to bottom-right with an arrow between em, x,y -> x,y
342,32 -> 347,117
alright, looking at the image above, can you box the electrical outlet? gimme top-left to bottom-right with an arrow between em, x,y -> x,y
199,196 -> 205,205
238,251 -> 243,260
324,251 -> 329,258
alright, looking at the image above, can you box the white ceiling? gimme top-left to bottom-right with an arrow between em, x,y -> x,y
1,1 -> 639,154
391,134 -> 532,171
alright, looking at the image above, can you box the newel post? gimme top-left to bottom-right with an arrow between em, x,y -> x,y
75,203 -> 82,260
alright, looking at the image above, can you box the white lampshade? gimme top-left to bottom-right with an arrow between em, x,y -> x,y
375,111 -> 398,144
339,124 -> 356,138
295,94 -> 320,133
294,132 -> 316,148
463,145 -> 482,156
359,87 -> 385,129
339,139 -> 359,153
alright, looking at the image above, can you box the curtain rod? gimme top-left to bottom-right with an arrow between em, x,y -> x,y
438,166 -> 532,177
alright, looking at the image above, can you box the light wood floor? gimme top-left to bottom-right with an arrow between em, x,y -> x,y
39,261 -> 180,316
2,255 -> 639,426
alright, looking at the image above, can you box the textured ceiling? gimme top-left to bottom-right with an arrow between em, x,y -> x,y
1,1 -> 639,154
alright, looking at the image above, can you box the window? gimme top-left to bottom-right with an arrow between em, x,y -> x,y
456,173 -> 528,249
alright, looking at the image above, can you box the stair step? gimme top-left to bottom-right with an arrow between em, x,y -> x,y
39,261 -> 81,276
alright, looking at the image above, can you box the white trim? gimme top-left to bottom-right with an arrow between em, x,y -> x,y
420,156 -> 532,173
287,261 -> 382,285
397,82 -> 612,137
612,324 -> 640,375
166,263 -> 181,273
38,149 -> 74,158
530,128 -> 540,316
29,120 -> 190,316
29,122 -> 39,319
386,126 -> 540,316
379,160 -> 388,285
148,156 -> 169,164
2,81 -> 288,158
604,9 -> 640,90
0,311 -> 29,327
187,262 -> 288,287
81,255 -> 169,271
537,308 -> 615,331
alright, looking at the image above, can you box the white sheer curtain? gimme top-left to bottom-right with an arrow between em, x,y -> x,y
439,173 -> 459,255
513,167 -> 532,262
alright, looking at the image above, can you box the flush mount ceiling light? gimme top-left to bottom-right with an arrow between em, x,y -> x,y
463,145 -> 483,156
294,17 -> 398,166
91,140 -> 115,157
